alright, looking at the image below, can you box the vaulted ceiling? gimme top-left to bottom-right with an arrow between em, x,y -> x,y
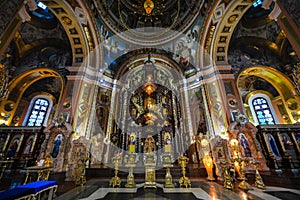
1,0 -> 299,99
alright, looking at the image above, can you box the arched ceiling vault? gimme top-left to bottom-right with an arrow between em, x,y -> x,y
209,0 -> 255,66
93,0 -> 206,45
227,1 -> 299,79
41,0 -> 89,66
238,66 -> 300,123
114,52 -> 184,80
8,68 -> 64,101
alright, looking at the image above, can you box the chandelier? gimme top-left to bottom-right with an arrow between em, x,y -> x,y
144,0 -> 154,14
0,64 -> 9,101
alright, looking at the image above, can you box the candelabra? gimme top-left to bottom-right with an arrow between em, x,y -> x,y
109,153 -> 122,188
229,138 -> 252,191
220,160 -> 233,190
178,155 -> 191,188
232,157 -> 252,191
252,159 -> 266,190
0,64 -> 9,100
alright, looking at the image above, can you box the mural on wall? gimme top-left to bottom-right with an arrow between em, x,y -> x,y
94,88 -> 111,134
266,133 -> 281,159
189,87 -> 207,135
98,21 -> 201,77
74,84 -> 92,137
89,87 -> 112,165
171,25 -> 200,73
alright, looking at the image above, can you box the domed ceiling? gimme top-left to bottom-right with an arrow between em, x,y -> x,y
228,2 -> 299,100
93,0 -> 206,45
228,2 -> 299,77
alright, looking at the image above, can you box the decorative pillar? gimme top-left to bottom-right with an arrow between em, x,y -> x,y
205,65 -> 246,140
104,80 -> 118,163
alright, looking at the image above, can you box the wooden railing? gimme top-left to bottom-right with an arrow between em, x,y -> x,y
0,126 -> 45,171
256,124 -> 300,173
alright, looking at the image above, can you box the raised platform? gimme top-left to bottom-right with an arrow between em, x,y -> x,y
53,179 -> 300,200
86,164 -> 208,180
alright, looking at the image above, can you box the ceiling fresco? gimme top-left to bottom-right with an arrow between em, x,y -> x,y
228,2 -> 300,102
0,0 -> 299,88
0,2 -> 72,82
91,0 -> 211,45
228,3 -> 299,77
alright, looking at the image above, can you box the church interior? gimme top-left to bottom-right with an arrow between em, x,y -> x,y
0,0 -> 300,199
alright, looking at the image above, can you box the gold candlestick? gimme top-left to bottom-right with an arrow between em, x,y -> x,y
178,155 -> 191,188
109,153 -> 122,188
234,157 -> 252,191
253,159 -> 266,190
220,160 -> 233,190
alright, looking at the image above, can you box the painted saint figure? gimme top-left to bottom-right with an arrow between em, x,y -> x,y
7,139 -> 19,158
240,134 -> 251,157
267,134 -> 280,159
217,148 -> 224,159
282,134 -> 293,150
23,138 -> 33,157
52,134 -> 62,158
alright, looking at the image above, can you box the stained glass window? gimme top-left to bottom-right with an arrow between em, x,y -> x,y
26,98 -> 50,126
253,0 -> 262,8
252,97 -> 275,125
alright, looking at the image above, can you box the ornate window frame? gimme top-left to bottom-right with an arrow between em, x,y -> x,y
248,93 -> 279,125
23,95 -> 53,126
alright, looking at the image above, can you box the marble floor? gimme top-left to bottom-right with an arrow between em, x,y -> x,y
54,178 -> 300,200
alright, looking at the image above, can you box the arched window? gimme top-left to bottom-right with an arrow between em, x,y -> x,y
248,94 -> 278,125
23,95 -> 53,126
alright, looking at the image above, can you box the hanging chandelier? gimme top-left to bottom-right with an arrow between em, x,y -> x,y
0,64 -> 9,101
144,0 -> 155,14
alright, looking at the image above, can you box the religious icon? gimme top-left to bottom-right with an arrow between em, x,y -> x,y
281,133 -> 293,151
7,137 -> 20,158
266,134 -> 280,158
128,133 -> 137,153
51,134 -> 62,158
129,134 -> 137,145
239,133 -> 251,157
22,136 -> 34,157
216,146 -> 225,159
164,132 -> 171,144
164,132 -> 172,153
144,135 -> 156,153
